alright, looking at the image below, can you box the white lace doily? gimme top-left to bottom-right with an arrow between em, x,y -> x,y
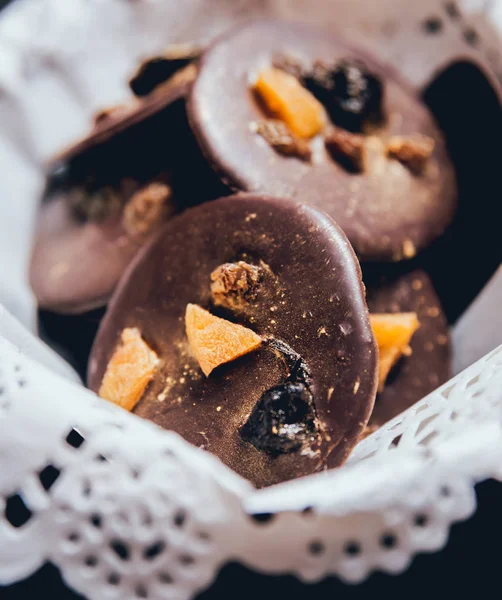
0,1 -> 501,599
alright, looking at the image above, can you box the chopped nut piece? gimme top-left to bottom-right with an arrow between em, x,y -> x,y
386,134 -> 435,173
253,67 -> 325,138
129,44 -> 201,97
370,313 -> 420,391
325,128 -> 365,172
122,182 -> 173,235
255,120 -> 311,161
210,261 -> 262,310
185,304 -> 262,376
69,186 -> 122,223
99,327 -> 159,411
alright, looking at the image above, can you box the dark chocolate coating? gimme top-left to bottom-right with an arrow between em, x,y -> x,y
365,268 -> 451,427
88,195 -> 378,487
188,20 -> 458,261
30,66 -> 211,315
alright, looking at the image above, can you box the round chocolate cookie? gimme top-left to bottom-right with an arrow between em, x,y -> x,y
365,268 -> 451,428
30,65 -> 214,314
88,195 -> 378,487
188,20 -> 457,262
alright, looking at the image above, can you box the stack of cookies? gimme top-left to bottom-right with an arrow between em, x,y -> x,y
30,21 -> 456,487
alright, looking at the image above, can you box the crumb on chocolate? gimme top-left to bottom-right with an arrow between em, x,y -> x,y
210,261 -> 263,310
325,127 -> 365,172
255,119 -> 312,161
386,134 -> 435,174
122,182 -> 173,235
402,239 -> 417,259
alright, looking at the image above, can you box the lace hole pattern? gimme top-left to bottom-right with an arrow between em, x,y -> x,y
0,1 -> 501,599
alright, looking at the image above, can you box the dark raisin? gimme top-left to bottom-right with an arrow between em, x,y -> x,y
303,59 -> 383,132
267,338 -> 312,385
240,381 -> 318,455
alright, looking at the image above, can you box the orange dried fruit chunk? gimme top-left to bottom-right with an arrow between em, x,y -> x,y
185,304 -> 262,377
253,67 -> 325,138
99,327 -> 159,410
370,313 -> 420,392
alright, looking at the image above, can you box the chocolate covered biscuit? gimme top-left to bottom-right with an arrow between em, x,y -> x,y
30,66 -> 201,314
189,21 -> 457,261
89,195 -> 378,487
366,268 -> 451,427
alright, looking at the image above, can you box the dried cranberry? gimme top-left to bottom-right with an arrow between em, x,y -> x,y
303,59 -> 383,132
240,382 -> 318,455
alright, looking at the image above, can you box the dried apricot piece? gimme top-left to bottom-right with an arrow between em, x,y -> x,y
185,304 -> 262,376
253,67 -> 325,138
370,313 -> 419,391
99,327 -> 159,410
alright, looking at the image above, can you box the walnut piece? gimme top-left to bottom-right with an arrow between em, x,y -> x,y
122,182 -> 173,236
325,127 -> 365,172
386,134 -> 435,174
255,120 -> 311,161
253,67 -> 325,138
99,327 -> 159,411
370,312 -> 420,392
185,304 -> 262,377
210,261 -> 263,310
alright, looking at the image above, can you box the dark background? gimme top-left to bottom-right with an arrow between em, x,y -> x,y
1,0 -> 501,597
